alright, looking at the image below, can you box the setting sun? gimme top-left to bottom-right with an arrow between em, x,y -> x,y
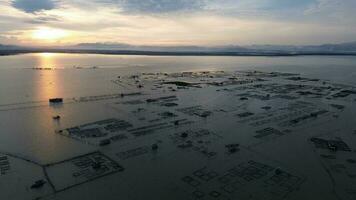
32,28 -> 69,41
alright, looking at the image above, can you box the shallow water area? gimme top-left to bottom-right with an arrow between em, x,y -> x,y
0,53 -> 356,200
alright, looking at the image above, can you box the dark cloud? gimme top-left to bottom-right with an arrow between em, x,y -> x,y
106,0 -> 206,14
24,15 -> 61,24
12,0 -> 58,13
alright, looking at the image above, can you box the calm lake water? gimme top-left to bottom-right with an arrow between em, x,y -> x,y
0,53 -> 356,200
0,53 -> 356,104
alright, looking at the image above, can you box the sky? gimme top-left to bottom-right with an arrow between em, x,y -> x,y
0,0 -> 356,46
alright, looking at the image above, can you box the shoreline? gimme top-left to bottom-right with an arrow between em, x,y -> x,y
1,49 -> 356,57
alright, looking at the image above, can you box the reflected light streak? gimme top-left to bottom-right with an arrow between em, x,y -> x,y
36,53 -> 61,99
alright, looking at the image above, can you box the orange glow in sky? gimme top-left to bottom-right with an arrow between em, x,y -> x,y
32,27 -> 69,41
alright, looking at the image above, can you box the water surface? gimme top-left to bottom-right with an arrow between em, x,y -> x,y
1,53 -> 356,104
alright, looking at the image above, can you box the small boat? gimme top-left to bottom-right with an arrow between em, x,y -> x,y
53,115 -> 61,120
92,162 -> 102,170
49,98 -> 63,103
99,139 -> 111,146
31,180 -> 46,189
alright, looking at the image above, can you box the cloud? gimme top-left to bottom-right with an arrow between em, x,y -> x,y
110,0 -> 206,14
1,0 -> 356,46
12,0 -> 58,13
24,15 -> 61,24
304,0 -> 356,25
205,0 -> 313,19
305,0 -> 341,14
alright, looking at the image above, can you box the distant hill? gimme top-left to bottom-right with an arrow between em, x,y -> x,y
71,43 -> 249,52
71,42 -> 356,53
315,42 -> 356,52
0,44 -> 23,50
1,41 -> 356,56
247,42 -> 356,53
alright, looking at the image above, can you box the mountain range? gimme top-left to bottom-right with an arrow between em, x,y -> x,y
1,41 -> 356,56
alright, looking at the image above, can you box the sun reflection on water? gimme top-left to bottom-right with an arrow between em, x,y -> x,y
38,53 -> 57,68
36,53 -> 61,100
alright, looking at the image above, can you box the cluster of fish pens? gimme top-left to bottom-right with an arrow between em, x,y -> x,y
1,70 -> 356,199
